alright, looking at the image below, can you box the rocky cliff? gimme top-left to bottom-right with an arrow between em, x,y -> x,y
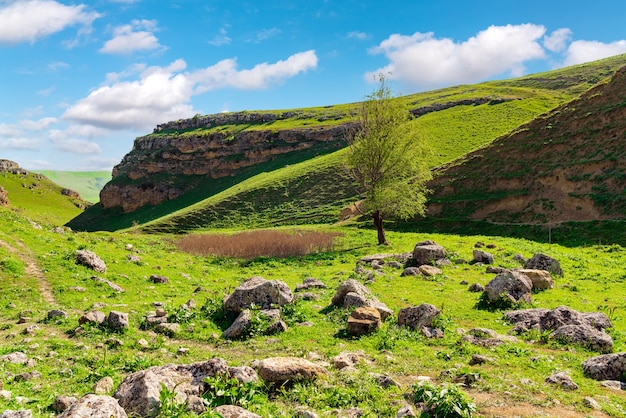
100,112 -> 353,213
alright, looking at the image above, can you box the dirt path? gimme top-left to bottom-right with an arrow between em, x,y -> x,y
0,239 -> 56,305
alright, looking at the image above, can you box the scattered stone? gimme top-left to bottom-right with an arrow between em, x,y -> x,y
412,241 -> 446,265
469,354 -> 491,366
213,405 -> 261,418
524,253 -> 563,277
2,352 -> 28,364
114,358 -> 242,417
331,279 -> 392,320
14,371 -> 40,382
468,283 -> 484,292
107,311 -> 129,331
473,249 -> 494,264
124,244 -> 133,251
582,353 -> 626,381
462,328 -> 517,348
294,407 -> 319,418
484,270 -> 532,304
421,326 -> 444,339
58,394 -> 127,418
486,266 -> 507,274
387,260 -> 403,269
397,304 -> 440,331
224,276 -> 293,312
68,286 -> 86,292
127,254 -> 141,264
600,380 -> 626,390
93,376 -> 114,394
296,292 -> 318,301
516,269 -> 554,290
155,323 -> 181,337
396,404 -> 418,417
183,299 -> 196,310
52,396 -> 77,413
0,411 -> 33,418
256,357 -> 328,382
92,276 -> 124,292
333,352 -> 366,370
583,397 -> 601,410
418,265 -> 442,276
149,275 -> 169,284
222,309 -> 286,340
545,372 -> 578,390
512,254 -> 526,264
136,339 -> 149,349
347,307 -> 381,336
551,324 -> 613,353
47,309 -> 68,320
75,250 -> 106,273
401,267 -> 421,277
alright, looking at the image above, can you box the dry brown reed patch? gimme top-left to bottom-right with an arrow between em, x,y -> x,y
176,230 -> 343,259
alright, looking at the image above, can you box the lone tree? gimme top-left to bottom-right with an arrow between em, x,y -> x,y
346,75 -> 431,245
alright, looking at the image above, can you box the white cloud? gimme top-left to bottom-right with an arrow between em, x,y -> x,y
348,31 -> 368,41
367,24 -> 547,88
563,40 -> 626,66
191,50 -> 318,92
0,137 -> 40,150
51,138 -> 101,155
543,28 -> 572,52
63,51 -> 318,130
100,19 -> 164,55
253,28 -> 281,43
0,0 -> 101,44
19,117 -> 57,130
208,27 -> 231,46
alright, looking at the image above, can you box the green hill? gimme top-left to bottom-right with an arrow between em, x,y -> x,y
68,54 -> 626,233
34,170 -> 111,203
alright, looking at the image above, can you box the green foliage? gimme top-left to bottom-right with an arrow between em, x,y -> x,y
413,381 -> 476,418
0,256 -> 24,277
280,299 -> 309,325
203,374 -> 264,408
157,383 -> 189,418
346,75 -> 432,243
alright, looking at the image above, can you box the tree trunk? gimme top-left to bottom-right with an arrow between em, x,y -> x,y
373,210 -> 388,245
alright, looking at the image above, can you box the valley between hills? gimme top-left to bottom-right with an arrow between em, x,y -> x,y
1,55 -> 626,417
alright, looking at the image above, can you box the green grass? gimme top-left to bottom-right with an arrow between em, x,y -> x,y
3,202 -> 626,416
34,171 -> 111,203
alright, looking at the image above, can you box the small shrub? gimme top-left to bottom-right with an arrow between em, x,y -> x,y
157,383 -> 188,418
203,374 -> 264,408
413,381 -> 476,418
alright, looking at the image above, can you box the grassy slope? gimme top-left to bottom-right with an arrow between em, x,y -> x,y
0,170 -> 87,226
35,170 -> 111,203
2,208 -> 626,416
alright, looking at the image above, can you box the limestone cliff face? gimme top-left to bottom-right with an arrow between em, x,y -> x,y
100,113 -> 352,213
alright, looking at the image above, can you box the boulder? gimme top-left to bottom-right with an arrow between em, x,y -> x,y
213,405 -> 261,418
53,396 -> 78,413
516,269 -> 554,290
149,275 -> 169,284
468,283 -> 484,292
222,309 -> 286,340
255,357 -> 328,382
58,395 -> 127,418
114,359 -> 248,417
47,309 -> 68,320
2,352 -> 28,364
484,270 -> 532,304
397,304 -> 440,331
347,307 -> 381,336
93,376 -> 114,394
551,324 -> 613,353
472,249 -> 494,264
75,250 -> 106,273
545,372 -> 578,390
78,310 -> 107,326
0,185 -> 8,206
418,265 -> 442,276
505,306 -> 612,333
412,241 -> 446,265
224,276 -> 293,313
332,279 -> 392,320
582,353 -> 626,381
295,278 -> 327,291
401,267 -> 421,277
524,253 -> 563,277
107,311 -> 129,331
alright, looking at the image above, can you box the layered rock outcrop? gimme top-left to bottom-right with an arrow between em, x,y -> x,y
100,113 -> 351,213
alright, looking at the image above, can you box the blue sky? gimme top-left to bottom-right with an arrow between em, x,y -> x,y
2,0 -> 626,171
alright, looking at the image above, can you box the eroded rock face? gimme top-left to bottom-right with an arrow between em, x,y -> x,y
58,394 -> 127,418
100,117 -> 350,213
224,276 -> 293,313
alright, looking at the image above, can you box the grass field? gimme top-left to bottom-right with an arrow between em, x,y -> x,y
34,171 -> 111,203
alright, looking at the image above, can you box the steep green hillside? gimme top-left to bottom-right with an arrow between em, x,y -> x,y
0,167 -> 88,226
35,170 -> 111,203
70,54 -> 626,233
